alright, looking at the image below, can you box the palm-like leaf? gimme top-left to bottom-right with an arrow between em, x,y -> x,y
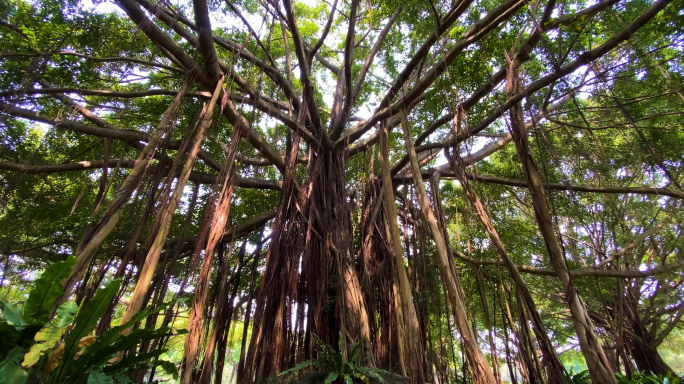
22,257 -> 75,324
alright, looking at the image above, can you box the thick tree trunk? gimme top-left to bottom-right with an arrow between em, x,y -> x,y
622,294 -> 676,376
506,66 -> 616,384
240,125 -> 371,382
628,336 -> 674,375
399,111 -> 497,384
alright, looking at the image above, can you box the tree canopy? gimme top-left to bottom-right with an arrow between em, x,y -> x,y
0,0 -> 683,382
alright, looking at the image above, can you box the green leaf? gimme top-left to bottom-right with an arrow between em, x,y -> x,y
324,371 -> 338,384
0,321 -> 19,357
1,302 -> 25,328
23,256 -> 76,324
22,301 -> 78,367
87,300 -> 173,354
0,347 -> 28,384
56,278 -> 121,380
348,337 -> 365,363
279,359 -> 315,376
155,359 -> 179,380
332,351 -> 343,371
52,301 -> 78,327
87,370 -> 113,384
102,349 -> 165,375
357,366 -> 386,383
72,326 -> 179,374
338,333 -> 344,359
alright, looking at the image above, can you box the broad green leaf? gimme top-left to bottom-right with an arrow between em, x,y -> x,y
155,359 -> 179,380
0,363 -> 27,384
55,278 -> 121,380
70,326 -> 180,374
22,301 -> 78,367
23,256 -> 76,324
83,300 -> 173,358
87,370 -> 113,384
324,371 -> 338,384
1,302 -> 25,328
279,359 -> 315,376
0,347 -> 28,384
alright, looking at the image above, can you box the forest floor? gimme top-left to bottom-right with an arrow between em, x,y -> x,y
262,369 -> 409,384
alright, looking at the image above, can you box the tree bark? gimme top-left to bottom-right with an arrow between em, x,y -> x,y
399,109 -> 497,384
506,66 -> 616,384
446,149 -> 566,383
120,77 -> 224,333
379,121 -> 427,383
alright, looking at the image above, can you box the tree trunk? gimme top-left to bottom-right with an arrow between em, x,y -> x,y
236,232 -> 261,383
182,107 -> 241,384
379,121 -> 427,383
446,149 -> 566,383
506,66 -> 616,384
399,111 -> 497,384
121,77 -> 224,333
622,294 -> 676,376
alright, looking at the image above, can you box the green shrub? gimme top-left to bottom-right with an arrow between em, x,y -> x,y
278,334 -> 390,384
615,371 -> 681,384
0,257 -> 185,384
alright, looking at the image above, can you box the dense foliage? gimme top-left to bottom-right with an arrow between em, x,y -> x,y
0,0 -> 683,382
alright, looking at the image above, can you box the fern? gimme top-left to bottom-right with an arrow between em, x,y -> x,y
0,260 -> 183,384
278,334 -> 387,384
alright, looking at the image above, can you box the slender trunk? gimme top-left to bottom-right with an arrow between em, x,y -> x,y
499,287 -> 519,384
240,132 -> 303,384
446,150 -> 566,383
475,269 -> 502,384
379,121 -> 426,383
236,232 -> 261,382
515,288 -> 544,384
121,77 -> 224,333
506,66 -> 616,384
196,243 -> 229,384
182,104 -> 241,384
58,76 -> 195,305
96,168 -> 169,335
218,246 -> 249,384
399,110 -> 497,383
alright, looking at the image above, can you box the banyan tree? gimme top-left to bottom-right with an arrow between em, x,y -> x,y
0,0 -> 683,382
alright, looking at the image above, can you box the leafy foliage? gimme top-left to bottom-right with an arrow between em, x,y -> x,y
279,335 -> 389,384
0,257 -> 183,384
564,369 -> 592,384
616,372 -> 683,384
